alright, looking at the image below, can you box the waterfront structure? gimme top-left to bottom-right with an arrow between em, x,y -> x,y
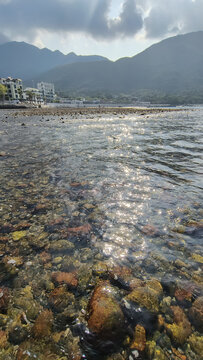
37,82 -> 55,102
0,77 -> 23,101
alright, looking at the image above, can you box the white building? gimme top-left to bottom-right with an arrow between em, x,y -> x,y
37,82 -> 55,102
0,77 -> 23,101
23,87 -> 43,103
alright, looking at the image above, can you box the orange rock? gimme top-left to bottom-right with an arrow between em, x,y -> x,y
175,287 -> 192,302
88,281 -> 125,340
130,324 -> 146,351
33,309 -> 53,338
172,347 -> 187,360
52,271 -> 78,288
67,224 -> 91,234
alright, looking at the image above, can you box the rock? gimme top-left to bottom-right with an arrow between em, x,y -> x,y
49,239 -> 74,252
188,334 -> 203,356
39,251 -> 51,264
174,259 -> 189,269
160,296 -> 172,314
92,261 -> 108,276
67,223 -> 91,234
165,306 -> 192,345
13,222 -> 31,231
174,284 -> 192,304
153,347 -> 167,360
125,286 -> 159,312
8,325 -> 28,345
13,287 -> 42,321
146,279 -> 163,296
141,224 -> 159,236
189,296 -> 203,332
129,278 -> 145,290
0,151 -> 6,157
192,253 -> 203,264
146,340 -> 156,359
52,271 -> 78,288
0,330 -> 8,349
87,281 -> 125,340
33,309 -> 53,338
12,231 -> 27,241
0,287 -> 10,312
49,286 -> 75,313
83,203 -> 95,210
130,324 -> 146,351
0,223 -> 13,234
172,347 -> 187,360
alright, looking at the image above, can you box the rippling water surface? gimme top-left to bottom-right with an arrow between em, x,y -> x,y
0,108 -> 202,359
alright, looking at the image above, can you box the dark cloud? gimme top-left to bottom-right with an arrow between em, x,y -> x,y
110,0 -> 143,37
0,0 -> 143,40
0,0 -> 202,43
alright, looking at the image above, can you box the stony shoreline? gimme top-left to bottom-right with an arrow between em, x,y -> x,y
0,107 -> 202,360
1,105 -> 184,118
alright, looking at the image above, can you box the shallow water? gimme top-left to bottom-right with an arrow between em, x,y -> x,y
0,109 -> 203,359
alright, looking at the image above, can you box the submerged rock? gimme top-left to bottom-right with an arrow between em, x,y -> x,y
87,281 -> 125,341
32,309 -> 53,338
67,223 -> 92,235
130,324 -> 146,352
49,286 -> 75,313
8,325 -> 28,345
0,287 -> 10,312
125,286 -> 159,312
52,271 -> 78,288
12,231 -> 27,241
165,306 -> 191,345
188,334 -> 203,356
189,296 -> 203,332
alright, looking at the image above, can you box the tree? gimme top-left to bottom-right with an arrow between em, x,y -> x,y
0,84 -> 7,103
25,90 -> 34,103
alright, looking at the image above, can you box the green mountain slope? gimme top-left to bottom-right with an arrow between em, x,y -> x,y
0,41 -> 107,80
33,31 -> 203,95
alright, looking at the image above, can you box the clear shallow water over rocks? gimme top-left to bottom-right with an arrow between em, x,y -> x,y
0,108 -> 202,359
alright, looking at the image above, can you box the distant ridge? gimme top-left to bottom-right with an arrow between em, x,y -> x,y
0,41 -> 108,80
32,31 -> 203,95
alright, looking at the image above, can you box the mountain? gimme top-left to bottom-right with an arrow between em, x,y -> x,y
0,41 -> 107,80
32,31 -> 203,95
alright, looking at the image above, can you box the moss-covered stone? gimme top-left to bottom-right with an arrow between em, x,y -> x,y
125,286 -> 159,312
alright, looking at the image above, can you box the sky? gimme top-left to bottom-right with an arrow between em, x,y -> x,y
0,0 -> 203,60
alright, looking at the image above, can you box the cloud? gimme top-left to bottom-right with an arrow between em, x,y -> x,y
0,0 -> 143,41
0,0 -> 202,44
143,0 -> 203,38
